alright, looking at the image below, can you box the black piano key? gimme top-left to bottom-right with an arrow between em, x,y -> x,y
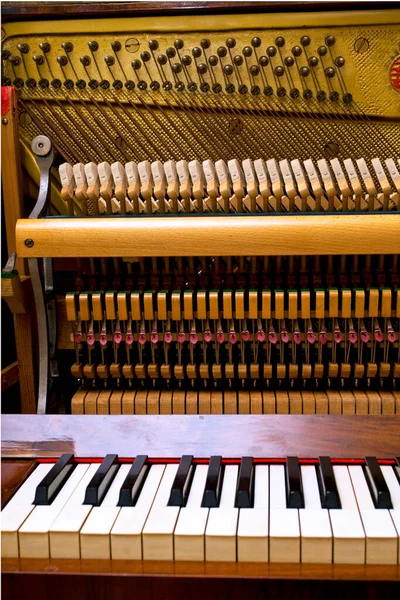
34,453 -> 75,505
364,456 -> 393,509
201,455 -> 223,508
285,456 -> 304,509
317,456 -> 341,509
83,454 -> 119,506
168,455 -> 194,507
235,456 -> 254,508
394,457 -> 400,485
118,455 -> 148,507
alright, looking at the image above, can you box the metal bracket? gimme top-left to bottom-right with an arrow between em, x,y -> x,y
1,251 -> 18,278
27,135 -> 56,414
29,135 -> 55,219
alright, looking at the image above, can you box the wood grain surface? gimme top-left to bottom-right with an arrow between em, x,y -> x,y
3,1 -> 396,21
1,460 -> 35,509
2,415 -> 400,458
16,214 -> 400,258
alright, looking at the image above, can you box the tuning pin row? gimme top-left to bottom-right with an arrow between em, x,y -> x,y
4,33 -> 350,101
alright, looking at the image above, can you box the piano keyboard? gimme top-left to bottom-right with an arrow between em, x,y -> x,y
3,455 -> 400,565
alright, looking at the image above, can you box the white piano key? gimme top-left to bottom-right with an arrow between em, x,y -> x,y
359,509 -> 398,565
330,466 -> 365,564
382,466 -> 400,509
389,509 -> 400,564
142,464 -> 179,560
19,464 -> 89,559
80,464 -> 130,559
299,509 -> 332,564
330,508 -> 365,564
254,465 -> 269,509
348,465 -> 374,510
174,465 -> 209,561
333,465 -> 358,509
269,509 -> 300,563
382,465 -> 400,562
1,464 -> 54,558
4,464 -> 53,507
206,465 -> 239,562
269,465 -> 286,508
269,465 -> 300,563
269,460 -> 300,563
111,464 -> 165,560
49,463 -> 99,559
237,466 -> 269,563
299,465 -> 332,564
301,466 -> 322,509
349,465 -> 397,565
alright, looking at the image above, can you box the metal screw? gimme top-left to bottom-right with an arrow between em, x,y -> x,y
354,38 -> 369,53
125,37 -> 140,53
25,238 -> 34,248
2,118 -> 8,125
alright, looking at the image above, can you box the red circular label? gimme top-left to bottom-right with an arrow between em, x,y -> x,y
389,55 -> 400,93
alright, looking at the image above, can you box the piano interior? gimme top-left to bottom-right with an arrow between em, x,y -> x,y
1,1 -> 400,597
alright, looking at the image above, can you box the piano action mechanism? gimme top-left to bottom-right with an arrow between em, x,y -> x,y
2,2 -> 400,415
1,1 -> 400,595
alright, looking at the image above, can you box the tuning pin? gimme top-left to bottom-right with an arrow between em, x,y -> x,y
268,327 -> 277,344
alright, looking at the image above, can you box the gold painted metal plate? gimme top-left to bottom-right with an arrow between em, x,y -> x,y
2,10 -> 399,182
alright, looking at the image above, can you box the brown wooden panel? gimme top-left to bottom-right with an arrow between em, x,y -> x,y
3,1 -> 394,21
2,415 -> 399,459
1,460 -> 35,508
1,560 -> 399,600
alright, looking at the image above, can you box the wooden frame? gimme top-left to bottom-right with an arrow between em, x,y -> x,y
2,1 -> 398,22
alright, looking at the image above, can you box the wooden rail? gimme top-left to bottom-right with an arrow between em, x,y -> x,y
16,214 -> 400,258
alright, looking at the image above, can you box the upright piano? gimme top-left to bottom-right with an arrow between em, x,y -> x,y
1,1 -> 400,597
